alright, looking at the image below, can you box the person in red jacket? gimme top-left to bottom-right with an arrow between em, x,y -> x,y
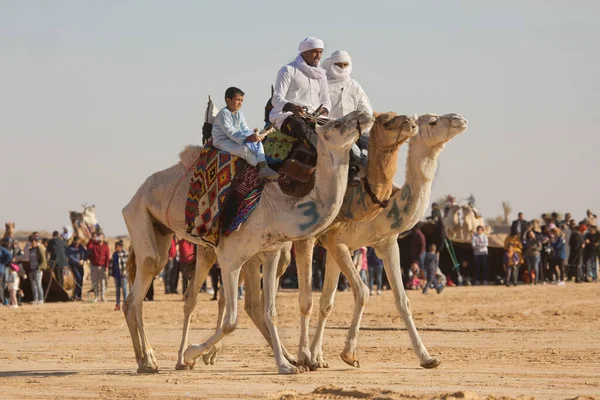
87,232 -> 111,302
178,239 -> 196,295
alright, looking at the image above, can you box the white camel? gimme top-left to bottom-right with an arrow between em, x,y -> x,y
123,110 -> 374,374
176,112 -> 419,370
218,113 -> 467,370
306,113 -> 468,369
461,205 -> 490,238
444,204 -> 463,239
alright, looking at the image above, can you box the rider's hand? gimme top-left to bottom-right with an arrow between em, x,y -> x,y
318,108 -> 329,117
246,134 -> 261,143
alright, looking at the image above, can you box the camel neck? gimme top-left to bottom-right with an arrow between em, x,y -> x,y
277,139 -> 350,239
383,140 -> 442,235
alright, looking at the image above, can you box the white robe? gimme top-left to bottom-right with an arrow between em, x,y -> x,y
327,78 -> 372,119
269,60 -> 331,129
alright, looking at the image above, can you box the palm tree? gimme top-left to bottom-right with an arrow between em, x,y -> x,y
502,201 -> 512,225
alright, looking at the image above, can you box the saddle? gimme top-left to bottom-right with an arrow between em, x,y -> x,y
277,141 -> 316,183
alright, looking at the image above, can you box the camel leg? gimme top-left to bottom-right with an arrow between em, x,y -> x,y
183,262 -> 241,365
310,254 -> 341,368
262,251 -> 301,374
328,242 -> 370,368
374,237 -> 440,369
241,252 -> 297,365
122,206 -> 172,373
294,237 -> 317,370
175,246 -> 215,370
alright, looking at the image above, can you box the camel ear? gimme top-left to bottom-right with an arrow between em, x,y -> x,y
372,111 -> 380,119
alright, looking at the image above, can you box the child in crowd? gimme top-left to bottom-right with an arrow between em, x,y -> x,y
212,87 -> 279,180
111,240 -> 129,311
6,264 -> 20,308
504,243 -> 520,286
423,243 -> 444,294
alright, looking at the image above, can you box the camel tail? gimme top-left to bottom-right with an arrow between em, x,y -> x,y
127,247 -> 137,286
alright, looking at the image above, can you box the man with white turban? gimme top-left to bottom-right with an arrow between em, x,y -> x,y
322,50 -> 372,119
270,37 -> 331,133
322,50 -> 373,184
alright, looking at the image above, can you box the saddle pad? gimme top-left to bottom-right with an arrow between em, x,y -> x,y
185,140 -> 244,246
263,130 -> 298,163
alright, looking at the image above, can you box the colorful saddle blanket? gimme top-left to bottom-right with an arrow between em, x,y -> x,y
185,141 -> 289,246
185,141 -> 245,246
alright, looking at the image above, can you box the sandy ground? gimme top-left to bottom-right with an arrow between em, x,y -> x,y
1,277 -> 599,400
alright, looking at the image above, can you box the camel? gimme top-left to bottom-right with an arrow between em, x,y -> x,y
176,112 -> 419,370
461,205 -> 491,238
306,113 -> 468,369
444,205 -> 462,239
69,204 -> 99,244
2,222 -> 15,246
123,110 -> 374,374
198,113 -> 467,372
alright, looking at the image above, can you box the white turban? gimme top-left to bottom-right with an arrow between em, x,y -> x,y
298,37 -> 325,53
322,50 -> 353,83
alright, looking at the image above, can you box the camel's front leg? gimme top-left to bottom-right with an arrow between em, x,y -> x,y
310,254 -> 341,368
175,247 -> 215,370
183,263 -> 241,366
262,251 -> 301,374
294,237 -> 317,370
374,237 -> 440,369
328,242 -> 370,368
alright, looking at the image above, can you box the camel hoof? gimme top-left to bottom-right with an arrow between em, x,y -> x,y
315,359 -> 330,369
175,362 -> 194,371
202,350 -> 218,366
278,364 -> 300,375
340,353 -> 360,368
137,364 -> 159,374
420,358 -> 441,369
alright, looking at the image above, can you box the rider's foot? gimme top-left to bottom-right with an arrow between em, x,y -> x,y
258,165 -> 279,180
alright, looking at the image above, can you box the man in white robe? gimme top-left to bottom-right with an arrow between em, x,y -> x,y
323,50 -> 373,184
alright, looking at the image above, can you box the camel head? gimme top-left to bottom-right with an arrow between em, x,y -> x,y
316,110 -> 374,152
371,112 -> 418,149
414,113 -> 468,149
3,222 -> 15,237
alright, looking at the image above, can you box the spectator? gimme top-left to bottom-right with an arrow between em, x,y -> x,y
524,230 -> 542,285
503,243 -> 520,287
471,225 -> 489,285
367,247 -> 384,295
353,247 -> 368,286
6,264 -> 20,308
410,227 -> 426,273
163,237 -> 177,294
551,228 -> 567,285
87,232 -> 110,302
178,239 -> 196,295
562,213 -> 572,227
540,226 -> 554,283
61,225 -> 74,244
209,263 -> 221,301
583,225 -> 599,282
423,243 -> 443,294
47,231 -> 68,288
67,236 -> 87,301
111,240 -> 129,311
569,225 -> 585,283
511,212 -> 528,242
26,236 -> 47,304
16,231 -> 40,265
0,244 -> 13,306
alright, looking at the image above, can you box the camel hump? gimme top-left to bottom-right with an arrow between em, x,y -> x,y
179,145 -> 203,169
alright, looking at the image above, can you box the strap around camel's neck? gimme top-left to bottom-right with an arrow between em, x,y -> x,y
363,178 -> 389,209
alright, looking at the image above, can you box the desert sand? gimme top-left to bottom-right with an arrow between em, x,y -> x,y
1,278 -> 598,400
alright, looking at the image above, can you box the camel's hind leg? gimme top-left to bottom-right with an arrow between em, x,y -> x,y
122,205 -> 172,373
374,237 -> 440,369
175,246 -> 215,370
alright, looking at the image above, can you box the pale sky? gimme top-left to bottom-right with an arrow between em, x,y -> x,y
1,1 -> 599,236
